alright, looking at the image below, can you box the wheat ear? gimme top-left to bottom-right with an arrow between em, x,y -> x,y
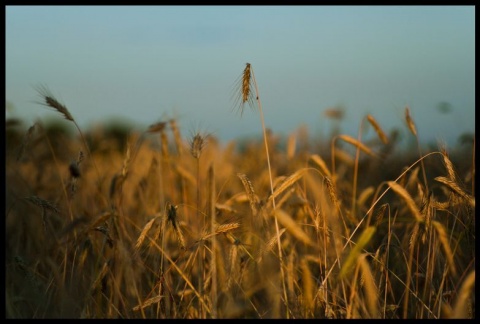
451,270 -> 475,318
404,106 -> 428,190
237,173 -> 260,216
234,62 -> 289,317
367,114 -> 389,145
387,181 -> 423,222
34,84 -> 100,179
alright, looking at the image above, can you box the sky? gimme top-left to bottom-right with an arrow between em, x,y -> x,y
5,5 -> 475,148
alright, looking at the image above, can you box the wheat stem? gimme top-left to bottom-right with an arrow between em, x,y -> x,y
249,65 -> 289,318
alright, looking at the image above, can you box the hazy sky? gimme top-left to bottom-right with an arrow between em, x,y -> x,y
6,6 -> 475,147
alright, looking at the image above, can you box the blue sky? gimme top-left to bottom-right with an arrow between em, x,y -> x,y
6,6 -> 475,147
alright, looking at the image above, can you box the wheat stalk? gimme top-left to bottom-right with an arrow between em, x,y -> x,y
174,164 -> 196,186
339,226 -> 376,279
301,259 -> 314,315
237,173 -> 260,216
309,154 -> 332,178
207,164 -> 217,318
404,106 -> 417,136
358,254 -> 380,318
338,134 -> 377,157
169,118 -> 184,156
16,122 -> 38,162
404,106 -> 429,191
225,242 -> 239,292
239,60 -> 291,315
201,222 -> 240,240
431,220 -> 457,276
387,181 -> 423,222
135,217 -> 158,250
232,63 -> 255,116
34,84 -> 74,121
434,176 -> 475,207
132,295 -> 164,312
33,84 -> 100,179
89,260 -> 109,294
25,195 -> 59,214
357,186 -> 375,211
440,149 -> 457,181
419,191 -> 433,244
148,121 -> 170,162
324,177 -> 341,212
334,148 -> 355,167
373,203 -> 388,227
268,169 -> 306,203
148,236 -> 212,315
166,202 -> 186,250
189,131 -> 207,160
274,209 -> 315,247
286,132 -> 296,160
451,270 -> 475,318
255,228 -> 286,263
93,225 -> 114,247
367,114 -> 389,145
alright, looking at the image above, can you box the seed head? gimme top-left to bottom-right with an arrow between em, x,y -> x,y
190,133 -> 206,159
232,63 -> 256,116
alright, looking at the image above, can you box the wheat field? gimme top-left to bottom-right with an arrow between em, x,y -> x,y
5,66 -> 475,319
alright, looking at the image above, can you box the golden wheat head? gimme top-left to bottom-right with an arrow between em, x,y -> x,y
367,114 -> 388,144
34,84 -> 74,122
232,63 -> 255,116
190,132 -> 208,160
404,106 -> 417,137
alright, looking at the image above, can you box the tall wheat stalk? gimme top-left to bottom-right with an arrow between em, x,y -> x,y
33,86 -> 100,224
405,106 -> 428,191
233,63 -> 289,317
189,131 -> 207,317
207,164 -> 217,318
349,115 -> 388,220
34,84 -> 100,179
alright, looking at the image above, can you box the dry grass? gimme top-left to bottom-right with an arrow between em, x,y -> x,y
5,79 -> 475,319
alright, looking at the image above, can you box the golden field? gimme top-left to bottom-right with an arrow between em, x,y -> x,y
5,69 -> 475,318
